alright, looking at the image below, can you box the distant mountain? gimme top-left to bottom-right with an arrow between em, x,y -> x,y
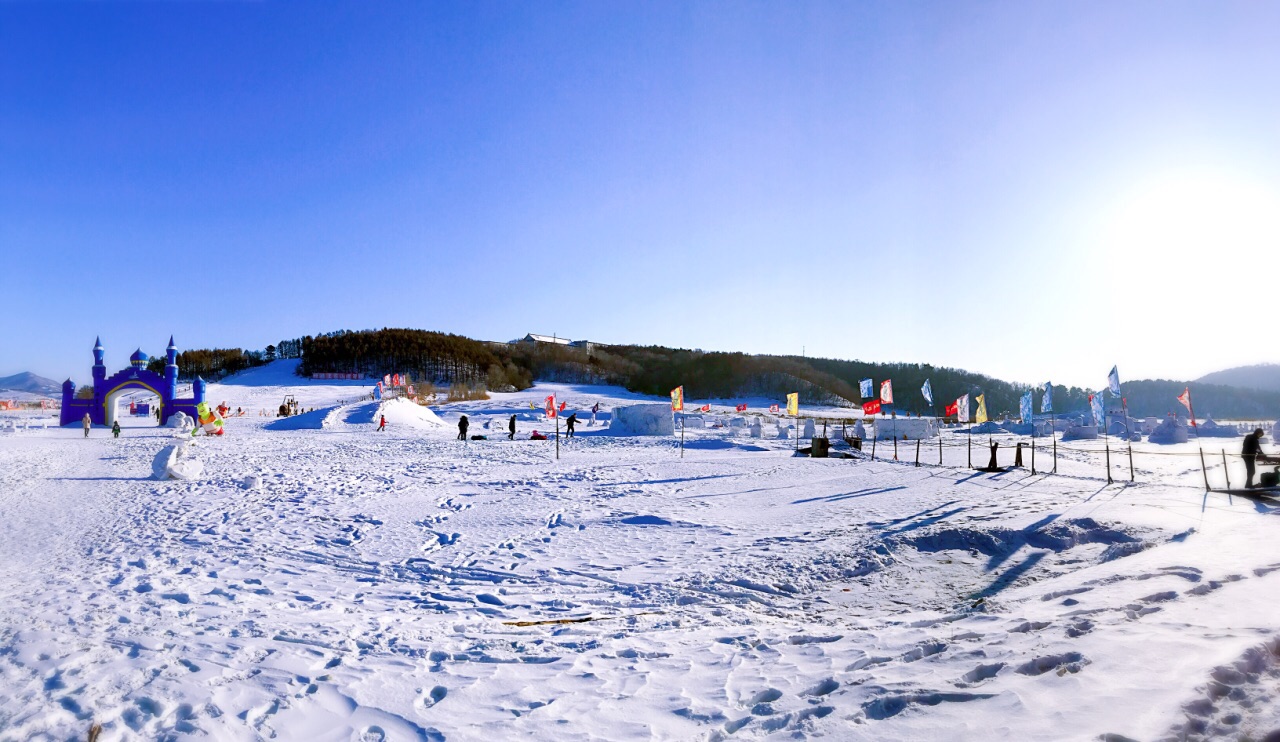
1196,364 -> 1280,393
0,371 -> 61,397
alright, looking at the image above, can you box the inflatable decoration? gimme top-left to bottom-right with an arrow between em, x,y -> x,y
193,402 -> 225,436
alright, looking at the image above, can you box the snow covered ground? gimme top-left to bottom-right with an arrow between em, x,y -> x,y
1,362 -> 1279,741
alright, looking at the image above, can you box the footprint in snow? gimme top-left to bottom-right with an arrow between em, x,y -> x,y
419,686 -> 447,709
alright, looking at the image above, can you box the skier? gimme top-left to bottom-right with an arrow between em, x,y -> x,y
458,415 -> 469,441
377,415 -> 387,432
565,412 -> 579,438
508,414 -> 517,440
111,420 -> 121,439
82,412 -> 91,438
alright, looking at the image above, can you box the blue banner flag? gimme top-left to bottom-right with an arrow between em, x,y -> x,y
1041,381 -> 1052,413
921,379 -> 933,406
1108,366 -> 1122,398
1090,392 -> 1105,427
859,379 -> 873,398
1020,391 -> 1033,423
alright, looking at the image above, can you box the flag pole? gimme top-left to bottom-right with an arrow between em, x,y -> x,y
555,410 -> 560,460
1122,397 -> 1134,482
680,415 -> 685,458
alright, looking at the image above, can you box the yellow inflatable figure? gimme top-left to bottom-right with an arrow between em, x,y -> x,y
193,402 -> 225,436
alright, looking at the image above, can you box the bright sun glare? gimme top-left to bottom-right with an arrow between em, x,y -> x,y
1101,172 -> 1280,286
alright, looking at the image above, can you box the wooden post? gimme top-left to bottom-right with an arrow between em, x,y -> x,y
1200,447 -> 1209,491
1105,438 -> 1112,484
1030,433 -> 1036,475
555,412 -> 560,460
1051,413 -> 1058,474
1122,397 -> 1134,482
680,416 -> 685,458
967,423 -> 972,468
1223,449 -> 1230,489
892,412 -> 898,460
871,427 -> 876,460
915,439 -> 920,467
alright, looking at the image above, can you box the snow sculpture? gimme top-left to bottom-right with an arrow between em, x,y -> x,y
1148,416 -> 1189,445
152,440 -> 204,480
610,404 -> 675,436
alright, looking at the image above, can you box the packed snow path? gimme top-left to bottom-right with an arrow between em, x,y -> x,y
1,381 -> 1279,740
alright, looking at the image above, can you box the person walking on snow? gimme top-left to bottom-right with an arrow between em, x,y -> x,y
458,415 -> 469,440
82,412 -> 91,438
565,412 -> 579,438
111,420 -> 121,439
508,414 -> 517,440
377,415 -> 386,432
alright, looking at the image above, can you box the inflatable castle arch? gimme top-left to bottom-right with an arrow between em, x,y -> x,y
61,336 -> 206,427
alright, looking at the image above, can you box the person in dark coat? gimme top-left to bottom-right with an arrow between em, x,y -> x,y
111,421 -> 121,439
508,414 -> 517,440
458,415 -> 469,440
1241,428 -> 1273,487
565,412 -> 578,437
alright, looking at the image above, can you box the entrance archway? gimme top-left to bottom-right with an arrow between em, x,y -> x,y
103,380 -> 163,427
61,337 -> 206,427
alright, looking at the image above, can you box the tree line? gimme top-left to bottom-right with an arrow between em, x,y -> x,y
145,349 -> 267,381
163,327 -> 1280,420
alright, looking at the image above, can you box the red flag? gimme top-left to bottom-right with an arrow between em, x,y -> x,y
769,404 -> 780,413
700,404 -> 711,412
559,401 -> 567,412
944,401 -> 958,417
862,399 -> 882,415
1177,387 -> 1197,427
735,403 -> 747,412
392,374 -> 400,387
880,380 -> 894,405
545,395 -> 557,418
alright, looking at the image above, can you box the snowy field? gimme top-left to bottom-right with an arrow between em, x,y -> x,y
2,362 -> 1279,741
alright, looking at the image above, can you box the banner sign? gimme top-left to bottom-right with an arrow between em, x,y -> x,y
862,399 -> 881,415
786,393 -> 799,416
670,386 -> 684,412
311,372 -> 362,380
545,395 -> 557,418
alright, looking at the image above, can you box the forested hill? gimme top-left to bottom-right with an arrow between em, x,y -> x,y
1196,364 -> 1280,393
177,327 -> 1280,419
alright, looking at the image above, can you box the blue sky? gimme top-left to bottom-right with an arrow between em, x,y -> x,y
4,1 -> 1280,389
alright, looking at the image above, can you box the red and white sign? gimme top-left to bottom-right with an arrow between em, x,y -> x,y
769,404 -> 780,413
880,380 -> 894,405
700,404 -> 711,412
311,372 -> 361,380
862,399 -> 881,415
735,403 -> 748,412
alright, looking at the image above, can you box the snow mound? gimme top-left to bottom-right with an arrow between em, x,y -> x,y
265,407 -> 335,431
611,404 -> 675,436
151,441 -> 203,481
379,398 -> 445,429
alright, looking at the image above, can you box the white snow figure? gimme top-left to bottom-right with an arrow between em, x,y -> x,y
152,440 -> 204,481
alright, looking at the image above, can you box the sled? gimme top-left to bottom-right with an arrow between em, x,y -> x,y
1210,487 -> 1280,500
